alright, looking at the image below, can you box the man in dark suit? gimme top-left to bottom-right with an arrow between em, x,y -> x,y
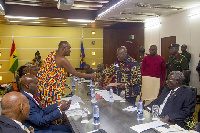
0,92 -> 34,133
20,74 -> 72,133
144,71 -> 195,128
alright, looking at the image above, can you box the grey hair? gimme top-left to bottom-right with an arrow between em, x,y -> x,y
170,71 -> 185,83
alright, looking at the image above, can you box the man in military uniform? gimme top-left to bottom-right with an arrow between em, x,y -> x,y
166,44 -> 188,77
181,44 -> 191,67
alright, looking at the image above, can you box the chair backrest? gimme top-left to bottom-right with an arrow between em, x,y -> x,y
184,70 -> 191,85
141,76 -> 160,101
182,85 -> 197,103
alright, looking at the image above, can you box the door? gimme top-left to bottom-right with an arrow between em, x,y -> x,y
161,36 -> 176,62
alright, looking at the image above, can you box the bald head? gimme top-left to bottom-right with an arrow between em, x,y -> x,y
117,46 -> 127,61
21,74 -> 38,95
30,65 -> 38,76
57,41 -> 71,56
1,92 -> 30,122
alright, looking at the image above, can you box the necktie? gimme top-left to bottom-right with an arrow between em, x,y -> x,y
33,95 -> 41,105
169,90 -> 175,98
23,125 -> 30,133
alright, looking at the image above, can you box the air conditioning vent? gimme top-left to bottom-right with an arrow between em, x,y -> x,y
135,3 -> 182,10
57,0 -> 74,10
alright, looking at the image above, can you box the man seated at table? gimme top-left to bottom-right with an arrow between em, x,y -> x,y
0,92 -> 34,133
20,74 -> 72,133
144,71 -> 195,128
84,64 -> 95,80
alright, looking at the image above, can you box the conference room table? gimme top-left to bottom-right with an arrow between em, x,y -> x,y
66,82 -> 163,133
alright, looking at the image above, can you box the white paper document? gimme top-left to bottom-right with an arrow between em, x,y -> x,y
70,95 -> 84,105
65,109 -> 82,117
95,90 -> 124,101
122,106 -> 137,112
130,120 -> 166,133
68,102 -> 81,110
155,124 -> 199,133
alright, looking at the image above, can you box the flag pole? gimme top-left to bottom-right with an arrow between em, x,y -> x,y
10,25 -> 15,80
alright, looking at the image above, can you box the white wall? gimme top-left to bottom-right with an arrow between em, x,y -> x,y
145,6 -> 200,94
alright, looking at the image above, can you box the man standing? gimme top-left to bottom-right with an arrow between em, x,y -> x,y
37,41 -> 96,108
0,92 -> 33,133
145,71 -> 195,128
141,45 -> 166,88
101,46 -> 141,104
181,44 -> 191,65
166,44 -> 188,76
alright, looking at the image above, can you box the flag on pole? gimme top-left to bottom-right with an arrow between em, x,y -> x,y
9,40 -> 18,73
80,41 -> 86,68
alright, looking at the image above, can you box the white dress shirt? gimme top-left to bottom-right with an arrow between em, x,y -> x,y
159,87 -> 179,115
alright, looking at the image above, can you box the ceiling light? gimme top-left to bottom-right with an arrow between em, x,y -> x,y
145,18 -> 161,28
188,10 -> 200,17
5,15 -> 39,19
30,22 -> 41,23
73,4 -> 103,8
9,21 -> 21,23
68,19 -> 95,23
97,0 -> 127,19
0,4 -> 4,10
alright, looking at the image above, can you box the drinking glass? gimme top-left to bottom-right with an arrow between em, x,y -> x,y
152,105 -> 159,120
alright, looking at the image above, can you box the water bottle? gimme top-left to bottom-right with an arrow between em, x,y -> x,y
71,76 -> 75,95
137,100 -> 143,120
90,80 -> 93,89
109,87 -> 114,102
71,76 -> 75,87
93,103 -> 100,124
91,86 -> 96,103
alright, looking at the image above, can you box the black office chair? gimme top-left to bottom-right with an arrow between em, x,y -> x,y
173,85 -> 197,129
184,70 -> 191,86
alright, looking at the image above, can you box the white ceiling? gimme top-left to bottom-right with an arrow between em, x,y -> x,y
1,0 -> 200,27
96,0 -> 200,22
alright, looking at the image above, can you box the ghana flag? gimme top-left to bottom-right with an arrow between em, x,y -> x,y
9,40 -> 18,73
80,41 -> 86,68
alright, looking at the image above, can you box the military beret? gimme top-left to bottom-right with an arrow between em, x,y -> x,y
168,43 -> 179,48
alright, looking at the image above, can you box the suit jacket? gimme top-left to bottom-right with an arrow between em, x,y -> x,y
147,86 -> 195,120
0,115 -> 26,133
20,91 -> 62,133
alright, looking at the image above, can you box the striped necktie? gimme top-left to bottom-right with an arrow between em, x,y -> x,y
23,125 -> 30,133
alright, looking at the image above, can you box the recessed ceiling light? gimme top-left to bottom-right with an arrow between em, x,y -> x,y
30,22 -> 41,23
68,19 -> 95,23
9,21 -> 21,22
5,15 -> 39,19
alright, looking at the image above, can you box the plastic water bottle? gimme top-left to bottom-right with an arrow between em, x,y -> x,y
137,100 -> 143,120
109,87 -> 114,102
71,76 -> 75,87
90,80 -> 93,89
93,103 -> 100,124
71,76 -> 75,95
70,74 -> 73,83
91,86 -> 96,103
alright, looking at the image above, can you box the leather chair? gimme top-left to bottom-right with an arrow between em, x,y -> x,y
184,70 -> 191,86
